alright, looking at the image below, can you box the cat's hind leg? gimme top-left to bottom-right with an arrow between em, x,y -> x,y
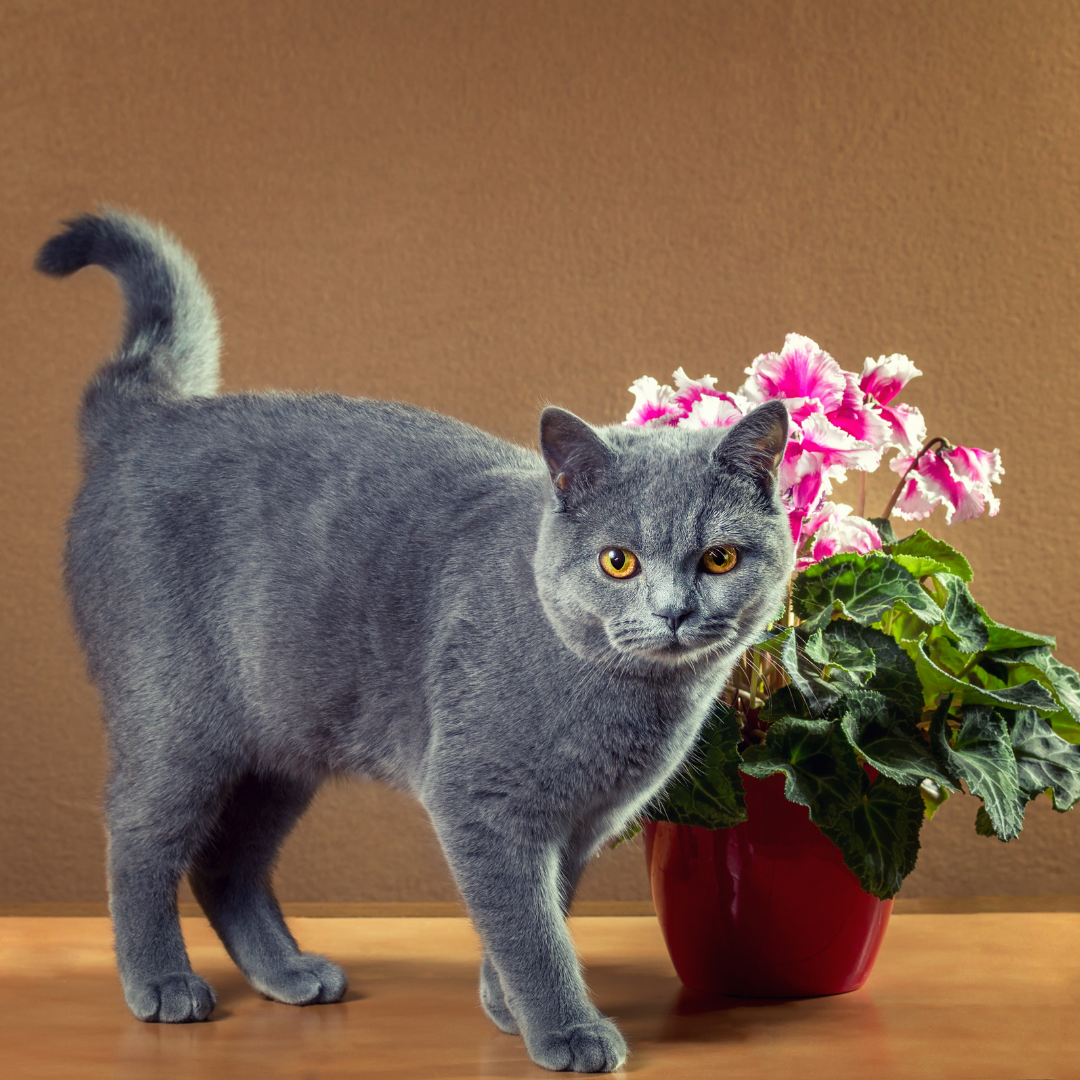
106,760 -> 231,1023
188,772 -> 347,1006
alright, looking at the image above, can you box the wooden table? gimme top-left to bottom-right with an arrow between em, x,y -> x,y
1,910 -> 1076,1079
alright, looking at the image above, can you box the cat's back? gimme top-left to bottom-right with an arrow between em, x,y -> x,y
71,390 -> 540,542
66,391 -> 546,669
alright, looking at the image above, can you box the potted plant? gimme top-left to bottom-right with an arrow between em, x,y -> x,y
621,335 -> 1080,997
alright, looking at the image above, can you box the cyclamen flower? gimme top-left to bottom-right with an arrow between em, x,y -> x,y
799,502 -> 883,568
623,335 -> 1004,558
860,354 -> 927,454
625,376 -> 680,427
740,334 -> 847,414
678,394 -> 748,429
827,372 -> 892,451
625,368 -> 749,429
890,444 -> 1004,524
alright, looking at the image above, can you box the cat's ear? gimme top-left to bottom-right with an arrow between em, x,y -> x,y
539,407 -> 613,508
711,400 -> 789,488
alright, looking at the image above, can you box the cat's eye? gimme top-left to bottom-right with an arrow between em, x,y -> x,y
701,546 -> 738,574
599,548 -> 639,579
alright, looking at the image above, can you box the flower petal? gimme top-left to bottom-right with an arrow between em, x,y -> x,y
891,450 -> 985,524
796,410 -> 882,473
877,402 -> 927,455
827,372 -> 893,450
739,333 -> 847,412
676,393 -> 747,428
891,473 -> 938,521
809,508 -> 883,563
624,376 -> 680,427
860,353 -> 922,406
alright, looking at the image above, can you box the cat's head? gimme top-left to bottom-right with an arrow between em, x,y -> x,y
533,401 -> 794,671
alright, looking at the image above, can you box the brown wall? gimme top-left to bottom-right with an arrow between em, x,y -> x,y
2,0 -> 1079,905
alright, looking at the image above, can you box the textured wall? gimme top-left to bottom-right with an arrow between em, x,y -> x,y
2,0 -> 1079,904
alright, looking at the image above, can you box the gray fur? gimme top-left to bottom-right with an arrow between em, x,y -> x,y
39,211 -> 794,1073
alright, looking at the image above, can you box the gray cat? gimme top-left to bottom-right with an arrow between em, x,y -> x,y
37,211 -> 793,1073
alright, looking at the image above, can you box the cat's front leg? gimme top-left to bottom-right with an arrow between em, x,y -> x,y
431,811 -> 627,1073
479,953 -> 519,1034
479,839 -> 592,1039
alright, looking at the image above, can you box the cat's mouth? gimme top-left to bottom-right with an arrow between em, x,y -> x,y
622,627 -> 740,665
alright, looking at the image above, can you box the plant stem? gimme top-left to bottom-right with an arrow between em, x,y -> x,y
880,436 -> 952,520
856,470 -> 867,518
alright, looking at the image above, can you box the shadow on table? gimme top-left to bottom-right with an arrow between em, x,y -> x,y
652,983 -> 887,1048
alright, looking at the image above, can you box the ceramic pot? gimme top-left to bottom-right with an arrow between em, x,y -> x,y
643,772 -> 892,997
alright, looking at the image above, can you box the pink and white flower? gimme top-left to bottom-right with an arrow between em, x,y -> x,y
739,334 -> 847,415
799,502 -> 883,567
781,409 -> 881,487
860,354 -> 922,406
827,371 -> 893,450
677,393 -> 748,429
860,354 -> 927,454
623,334 -> 1004,551
625,376 -> 680,427
890,444 -> 1003,524
626,368 -> 751,429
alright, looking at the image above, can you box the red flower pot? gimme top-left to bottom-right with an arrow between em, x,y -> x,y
644,772 -> 892,997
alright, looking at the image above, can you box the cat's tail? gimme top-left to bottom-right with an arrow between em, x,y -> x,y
36,210 -> 221,412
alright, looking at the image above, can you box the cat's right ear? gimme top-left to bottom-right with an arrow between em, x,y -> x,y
539,407 -> 613,509
710,400 -> 790,489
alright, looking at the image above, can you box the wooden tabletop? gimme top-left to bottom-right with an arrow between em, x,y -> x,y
2,911 -> 1076,1079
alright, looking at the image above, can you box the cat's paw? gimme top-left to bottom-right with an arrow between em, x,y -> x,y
479,960 -> 519,1034
524,1017 -> 628,1073
125,972 -> 216,1023
252,953 -> 348,1005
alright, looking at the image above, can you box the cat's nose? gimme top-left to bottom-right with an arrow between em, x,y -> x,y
654,609 -> 693,635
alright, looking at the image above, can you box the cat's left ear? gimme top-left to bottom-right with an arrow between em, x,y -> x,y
711,400 -> 789,488
539,407 -> 613,508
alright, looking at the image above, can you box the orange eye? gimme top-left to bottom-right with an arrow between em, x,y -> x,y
702,546 -> 737,574
600,548 -> 639,579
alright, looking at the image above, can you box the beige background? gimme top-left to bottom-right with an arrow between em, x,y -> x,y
2,0 -> 1079,905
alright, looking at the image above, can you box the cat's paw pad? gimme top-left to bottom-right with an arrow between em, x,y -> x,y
526,1017 -> 628,1073
254,953 -> 348,1005
479,974 -> 519,1035
125,972 -> 216,1023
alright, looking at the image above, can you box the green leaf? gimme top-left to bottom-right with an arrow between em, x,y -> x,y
780,629 -> 836,717
937,574 -> 990,654
839,688 -> 956,789
607,820 -> 642,847
915,640 -> 1058,712
740,717 -> 866,828
1046,656 -> 1080,730
930,702 -> 1023,841
886,530 -> 973,582
1009,709 -> 1080,813
975,607 -> 1056,651
793,552 -> 943,633
867,517 -> 899,545
828,621 -> 924,717
974,804 -> 997,837
779,625 -> 877,717
758,684 -> 810,723
818,776 -> 925,900
883,606 -> 937,645
648,700 -> 748,830
893,553 -> 951,579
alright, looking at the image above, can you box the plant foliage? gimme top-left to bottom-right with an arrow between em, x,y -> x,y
646,536 -> 1080,900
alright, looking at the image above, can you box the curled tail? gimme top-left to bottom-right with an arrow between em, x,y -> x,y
36,210 -> 221,405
